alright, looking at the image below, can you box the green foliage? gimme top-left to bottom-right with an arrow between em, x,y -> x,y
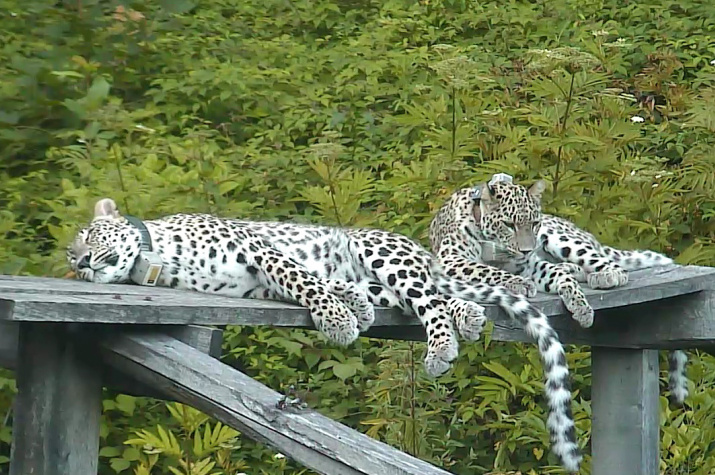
1,0 -> 714,473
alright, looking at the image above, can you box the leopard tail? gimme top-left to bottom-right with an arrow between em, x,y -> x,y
436,276 -> 581,472
602,246 -> 673,271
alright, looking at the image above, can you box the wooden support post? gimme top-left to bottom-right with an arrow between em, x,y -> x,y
10,323 -> 102,475
591,347 -> 659,475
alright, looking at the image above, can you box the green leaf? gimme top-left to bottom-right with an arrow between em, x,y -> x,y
84,77 -> 111,109
122,447 -> 141,462
115,394 -> 136,416
99,446 -> 122,458
304,352 -> 320,369
110,458 -> 130,473
159,0 -> 196,14
332,362 -> 357,380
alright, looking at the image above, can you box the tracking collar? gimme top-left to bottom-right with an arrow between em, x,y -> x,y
124,215 -> 163,286
470,173 -> 514,201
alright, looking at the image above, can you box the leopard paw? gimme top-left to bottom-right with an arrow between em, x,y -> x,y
504,275 -> 537,298
571,300 -> 594,328
423,338 -> 459,377
557,278 -> 594,328
310,297 -> 360,346
587,266 -> 628,289
555,263 -> 587,282
447,298 -> 487,341
326,279 -> 375,331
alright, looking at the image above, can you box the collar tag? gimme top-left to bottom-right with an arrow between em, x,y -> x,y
130,252 -> 164,286
124,215 -> 163,287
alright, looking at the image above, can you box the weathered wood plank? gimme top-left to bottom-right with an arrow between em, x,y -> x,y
591,348 -> 659,475
1,265 -> 714,348
10,323 -> 102,475
100,333 -> 454,475
0,323 -> 222,401
487,290 -> 715,349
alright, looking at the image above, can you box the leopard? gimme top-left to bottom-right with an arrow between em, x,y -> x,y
67,197 -> 582,472
429,172 -> 688,404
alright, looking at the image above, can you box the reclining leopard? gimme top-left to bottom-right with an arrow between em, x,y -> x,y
429,173 -> 688,404
68,197 -> 582,471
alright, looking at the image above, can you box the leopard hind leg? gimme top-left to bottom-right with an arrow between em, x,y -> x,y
347,229 -> 459,377
242,234 -> 360,346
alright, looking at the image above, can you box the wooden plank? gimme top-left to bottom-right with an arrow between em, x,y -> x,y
100,332 -> 454,475
487,290 -> 715,349
0,265 -> 711,324
10,323 -> 102,475
0,323 -> 222,401
0,321 -> 18,370
591,348 -> 659,475
1,265 -> 714,348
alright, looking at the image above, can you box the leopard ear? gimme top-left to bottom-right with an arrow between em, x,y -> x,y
528,180 -> 546,203
93,198 -> 121,219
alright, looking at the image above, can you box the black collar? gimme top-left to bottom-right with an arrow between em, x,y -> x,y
124,215 -> 154,252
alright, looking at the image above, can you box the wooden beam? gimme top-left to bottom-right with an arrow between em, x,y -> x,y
1,265 -> 714,348
488,290 -> 715,349
591,348 -> 659,475
0,322 -> 223,401
100,332 -> 454,475
10,323 -> 102,475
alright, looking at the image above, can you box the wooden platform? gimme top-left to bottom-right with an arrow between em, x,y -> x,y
1,263 -> 714,475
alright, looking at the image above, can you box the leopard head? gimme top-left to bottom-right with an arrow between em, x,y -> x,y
66,198 -> 142,283
473,179 -> 545,258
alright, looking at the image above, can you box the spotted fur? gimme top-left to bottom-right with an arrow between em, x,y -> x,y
68,197 -> 580,470
430,177 -> 688,407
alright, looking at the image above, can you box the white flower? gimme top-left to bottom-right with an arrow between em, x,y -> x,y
134,124 -> 156,133
652,183 -> 659,188
274,453 -> 286,459
710,59 -> 715,65
592,30 -> 609,37
630,115 -> 645,123
630,170 -> 636,176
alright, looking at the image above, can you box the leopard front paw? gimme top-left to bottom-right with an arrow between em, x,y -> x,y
310,298 -> 360,346
587,267 -> 628,289
423,338 -> 459,377
447,298 -> 487,341
326,279 -> 375,331
555,263 -> 587,282
557,279 -> 594,328
571,301 -> 594,328
504,276 -> 537,298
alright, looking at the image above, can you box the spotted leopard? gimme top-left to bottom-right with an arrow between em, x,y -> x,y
68,197 -> 581,471
429,173 -> 688,404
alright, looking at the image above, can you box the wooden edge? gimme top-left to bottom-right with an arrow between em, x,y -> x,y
0,322 -> 223,400
100,332 -> 454,475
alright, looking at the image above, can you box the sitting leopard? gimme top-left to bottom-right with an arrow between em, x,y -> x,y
68,197 -> 582,472
429,173 -> 688,404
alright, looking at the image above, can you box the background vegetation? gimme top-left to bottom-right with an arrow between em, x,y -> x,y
1,0 -> 715,473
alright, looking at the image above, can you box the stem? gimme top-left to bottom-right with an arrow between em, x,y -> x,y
409,341 -> 416,456
553,72 -> 576,197
116,137 -> 130,214
451,86 -> 457,158
326,158 -> 342,226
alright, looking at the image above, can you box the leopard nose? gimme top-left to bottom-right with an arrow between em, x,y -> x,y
77,255 -> 90,269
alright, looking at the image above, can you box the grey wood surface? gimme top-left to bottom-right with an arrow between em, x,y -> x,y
591,348 -> 660,475
10,323 -> 102,475
101,332 -> 454,475
2,265 -> 712,348
0,321 -> 222,401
